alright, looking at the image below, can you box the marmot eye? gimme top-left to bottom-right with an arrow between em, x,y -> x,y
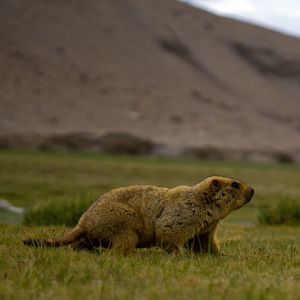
231,181 -> 240,189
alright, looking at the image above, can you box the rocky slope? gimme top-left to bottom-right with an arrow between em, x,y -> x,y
0,0 -> 300,161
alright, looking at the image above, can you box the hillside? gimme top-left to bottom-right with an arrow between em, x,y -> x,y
0,0 -> 300,161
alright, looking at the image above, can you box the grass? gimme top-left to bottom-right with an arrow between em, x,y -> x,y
0,149 -> 300,299
259,198 -> 300,225
1,224 -> 300,300
23,194 -> 94,226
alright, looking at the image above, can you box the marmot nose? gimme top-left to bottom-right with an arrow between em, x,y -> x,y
245,187 -> 254,202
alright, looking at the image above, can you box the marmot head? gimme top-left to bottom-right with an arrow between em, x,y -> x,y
203,176 -> 254,219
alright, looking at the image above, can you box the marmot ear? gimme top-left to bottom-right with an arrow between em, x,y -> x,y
210,179 -> 221,191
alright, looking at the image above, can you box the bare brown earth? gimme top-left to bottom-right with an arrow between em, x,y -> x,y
0,0 -> 300,162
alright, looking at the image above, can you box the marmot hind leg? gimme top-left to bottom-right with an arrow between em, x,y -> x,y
161,242 -> 184,256
110,230 -> 138,255
155,230 -> 185,255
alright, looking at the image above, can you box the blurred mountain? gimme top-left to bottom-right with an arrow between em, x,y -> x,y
0,0 -> 300,161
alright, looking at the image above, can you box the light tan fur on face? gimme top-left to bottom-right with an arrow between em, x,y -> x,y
23,176 -> 254,255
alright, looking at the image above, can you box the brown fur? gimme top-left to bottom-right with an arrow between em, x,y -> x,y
23,176 -> 254,255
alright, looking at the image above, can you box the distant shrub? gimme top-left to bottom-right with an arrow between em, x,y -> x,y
182,146 -> 228,160
258,198 -> 300,225
97,132 -> 155,155
273,152 -> 295,164
23,194 -> 95,226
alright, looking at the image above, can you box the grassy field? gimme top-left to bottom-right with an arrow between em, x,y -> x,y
0,150 -> 300,299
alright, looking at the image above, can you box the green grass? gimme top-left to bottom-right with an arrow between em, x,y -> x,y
259,198 -> 300,225
1,224 -> 300,300
0,149 -> 300,299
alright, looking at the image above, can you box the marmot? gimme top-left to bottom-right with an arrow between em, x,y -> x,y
23,176 -> 254,255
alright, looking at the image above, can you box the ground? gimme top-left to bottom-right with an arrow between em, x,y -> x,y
0,150 -> 300,299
